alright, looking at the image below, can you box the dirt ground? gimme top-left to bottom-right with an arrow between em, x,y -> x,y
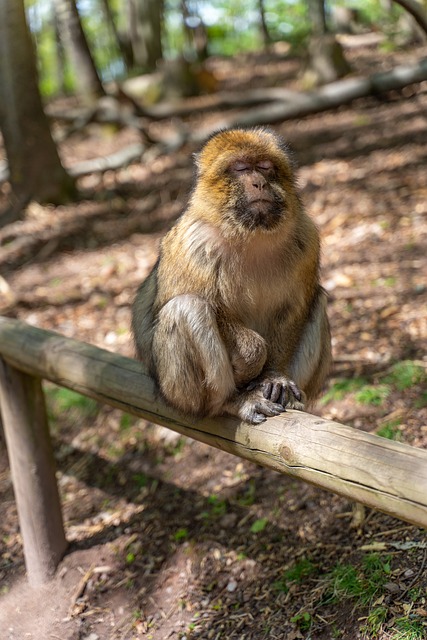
1,40 -> 427,640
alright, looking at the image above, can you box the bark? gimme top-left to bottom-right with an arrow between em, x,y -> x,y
306,0 -> 351,85
52,2 -> 67,94
128,0 -> 163,72
0,0 -> 75,224
392,0 -> 427,34
181,0 -> 209,62
307,0 -> 328,35
54,0 -> 104,101
99,0 -> 131,70
258,0 -> 271,46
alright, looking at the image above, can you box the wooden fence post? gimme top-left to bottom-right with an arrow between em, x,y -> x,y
0,357 -> 67,586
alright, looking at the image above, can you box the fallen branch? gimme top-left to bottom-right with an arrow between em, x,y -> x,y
67,142 -> 144,178
192,56 -> 427,139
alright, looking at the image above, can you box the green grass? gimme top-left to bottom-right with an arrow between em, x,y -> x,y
355,384 -> 390,406
376,418 -> 402,441
391,618 -> 425,640
384,361 -> 426,391
322,554 -> 391,606
45,385 -> 98,430
250,517 -> 268,534
173,528 -> 189,542
273,557 -> 317,593
321,377 -> 368,404
322,360 -> 426,409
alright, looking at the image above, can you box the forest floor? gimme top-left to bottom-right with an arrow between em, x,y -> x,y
1,38 -> 427,640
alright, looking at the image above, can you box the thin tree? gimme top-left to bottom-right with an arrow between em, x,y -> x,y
128,0 -> 164,72
258,0 -> 271,47
305,0 -> 351,85
99,0 -> 132,70
54,0 -> 104,101
0,0 -> 75,227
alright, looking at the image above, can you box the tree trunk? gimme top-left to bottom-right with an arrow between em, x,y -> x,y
0,0 -> 75,225
53,0 -> 104,101
393,0 -> 427,33
52,1 -> 68,95
128,0 -> 163,72
99,0 -> 131,71
305,0 -> 351,86
258,0 -> 271,46
181,0 -> 209,62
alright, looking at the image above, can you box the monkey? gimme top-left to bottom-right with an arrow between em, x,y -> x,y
132,127 -> 331,424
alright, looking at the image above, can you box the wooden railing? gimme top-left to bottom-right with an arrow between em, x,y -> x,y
0,316 -> 426,586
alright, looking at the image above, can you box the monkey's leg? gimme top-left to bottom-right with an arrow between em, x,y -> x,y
287,289 -> 331,405
152,294 -> 236,416
252,292 -> 331,412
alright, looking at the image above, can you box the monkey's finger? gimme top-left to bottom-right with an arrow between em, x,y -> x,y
255,401 -> 284,417
262,381 -> 273,399
251,413 -> 267,424
288,380 -> 302,402
278,386 -> 289,407
270,382 -> 283,403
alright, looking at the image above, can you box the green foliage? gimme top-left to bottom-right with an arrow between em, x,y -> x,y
45,384 -> 98,424
414,392 -> 427,409
376,418 -> 402,441
290,611 -> 312,631
390,617 -> 425,640
321,377 -> 367,404
132,473 -> 148,488
236,480 -> 256,506
173,527 -> 189,542
323,360 -> 426,412
120,413 -> 134,431
355,384 -> 390,406
362,605 -> 388,636
323,554 -> 391,606
384,361 -> 426,391
200,495 -> 228,520
273,557 -> 317,593
250,517 -> 268,533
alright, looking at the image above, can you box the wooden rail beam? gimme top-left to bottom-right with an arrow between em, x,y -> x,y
0,314 -> 426,584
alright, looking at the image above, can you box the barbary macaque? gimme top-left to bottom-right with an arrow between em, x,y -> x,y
132,127 -> 331,424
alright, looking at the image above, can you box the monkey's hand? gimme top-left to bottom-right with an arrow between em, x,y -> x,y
224,386 -> 286,424
260,375 -> 305,411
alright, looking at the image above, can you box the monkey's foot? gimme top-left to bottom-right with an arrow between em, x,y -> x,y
261,376 -> 305,411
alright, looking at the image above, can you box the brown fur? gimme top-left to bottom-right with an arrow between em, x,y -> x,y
132,127 -> 331,424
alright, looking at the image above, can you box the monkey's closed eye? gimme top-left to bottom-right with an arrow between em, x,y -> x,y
230,160 -> 251,172
257,160 -> 274,171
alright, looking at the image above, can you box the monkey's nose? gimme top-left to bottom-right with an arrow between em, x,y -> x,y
252,177 -> 266,190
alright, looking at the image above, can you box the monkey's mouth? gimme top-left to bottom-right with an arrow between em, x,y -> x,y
234,192 -> 284,231
245,199 -> 283,230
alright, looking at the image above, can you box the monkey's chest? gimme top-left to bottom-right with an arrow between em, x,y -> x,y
220,269 -> 291,334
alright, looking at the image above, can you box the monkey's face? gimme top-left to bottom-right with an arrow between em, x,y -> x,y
194,128 -> 298,235
228,158 -> 286,231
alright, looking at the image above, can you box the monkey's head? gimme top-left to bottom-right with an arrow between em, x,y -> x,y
192,127 -> 301,235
